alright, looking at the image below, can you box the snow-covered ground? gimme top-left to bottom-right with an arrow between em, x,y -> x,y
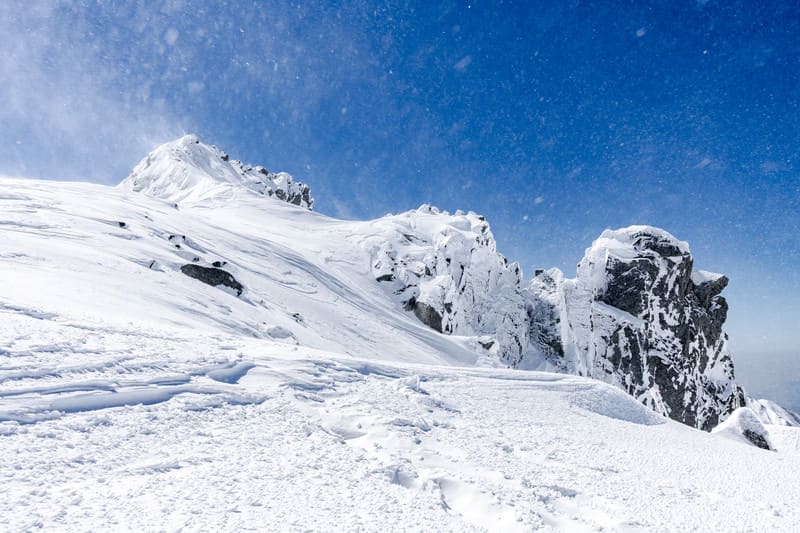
3,311 -> 800,531
2,172 -> 800,531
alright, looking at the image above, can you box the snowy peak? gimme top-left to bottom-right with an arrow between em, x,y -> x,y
120,135 -> 313,209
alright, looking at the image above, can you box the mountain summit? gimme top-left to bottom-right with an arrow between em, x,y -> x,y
120,134 -> 313,208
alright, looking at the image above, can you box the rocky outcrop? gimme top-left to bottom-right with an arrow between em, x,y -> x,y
711,407 -> 773,450
180,264 -> 244,296
120,135 -> 313,209
366,205 -> 528,365
525,226 -> 746,430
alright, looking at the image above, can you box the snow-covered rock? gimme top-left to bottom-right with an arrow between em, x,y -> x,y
525,226 -> 746,430
712,407 -> 773,450
748,398 -> 800,426
120,134 -> 313,208
363,205 -> 528,365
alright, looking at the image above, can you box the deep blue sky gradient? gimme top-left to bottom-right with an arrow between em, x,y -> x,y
1,1 -> 798,398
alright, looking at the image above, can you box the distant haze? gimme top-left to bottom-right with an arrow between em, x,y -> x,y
736,352 -> 800,411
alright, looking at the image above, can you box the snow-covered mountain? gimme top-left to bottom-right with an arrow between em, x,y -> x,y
2,136 -> 799,530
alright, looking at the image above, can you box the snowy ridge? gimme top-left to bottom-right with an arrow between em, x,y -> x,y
120,134 -> 313,208
748,398 -> 800,426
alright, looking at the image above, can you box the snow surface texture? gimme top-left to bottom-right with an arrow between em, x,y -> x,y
2,137 -> 800,529
526,227 -> 749,430
2,312 -> 800,531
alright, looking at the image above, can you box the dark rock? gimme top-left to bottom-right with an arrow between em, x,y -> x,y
743,429 -> 771,450
376,273 -> 395,282
526,227 -> 746,431
180,264 -> 243,296
693,275 -> 729,308
413,301 -> 443,333
118,221 -> 127,228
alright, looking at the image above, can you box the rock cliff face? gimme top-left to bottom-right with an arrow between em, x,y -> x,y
526,226 -> 746,430
366,205 -> 529,366
120,135 -> 313,209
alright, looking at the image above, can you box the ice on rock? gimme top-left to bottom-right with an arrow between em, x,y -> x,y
120,134 -> 313,208
525,225 -> 746,430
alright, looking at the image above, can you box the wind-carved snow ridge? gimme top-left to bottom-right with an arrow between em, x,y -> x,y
365,204 -> 528,366
525,225 -> 747,430
120,134 -> 313,208
747,398 -> 800,426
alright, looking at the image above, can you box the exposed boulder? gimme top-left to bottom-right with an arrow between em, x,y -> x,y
180,264 -> 244,296
525,226 -> 745,430
712,407 -> 773,450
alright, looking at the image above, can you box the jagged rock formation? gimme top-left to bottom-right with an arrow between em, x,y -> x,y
366,205 -> 529,365
525,226 -> 746,430
120,135 -> 313,208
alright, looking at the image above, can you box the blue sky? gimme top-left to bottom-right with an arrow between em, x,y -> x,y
1,1 -> 798,398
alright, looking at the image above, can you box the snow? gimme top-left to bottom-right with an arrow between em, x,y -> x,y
120,135 -> 313,208
2,152 -> 800,530
747,397 -> 800,426
691,269 -> 724,285
2,310 -> 799,531
711,407 -> 773,449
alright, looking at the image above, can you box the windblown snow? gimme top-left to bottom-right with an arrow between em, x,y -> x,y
1,136 -> 799,531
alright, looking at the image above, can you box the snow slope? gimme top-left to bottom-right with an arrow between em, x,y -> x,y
3,311 -> 800,531
2,138 -> 800,530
